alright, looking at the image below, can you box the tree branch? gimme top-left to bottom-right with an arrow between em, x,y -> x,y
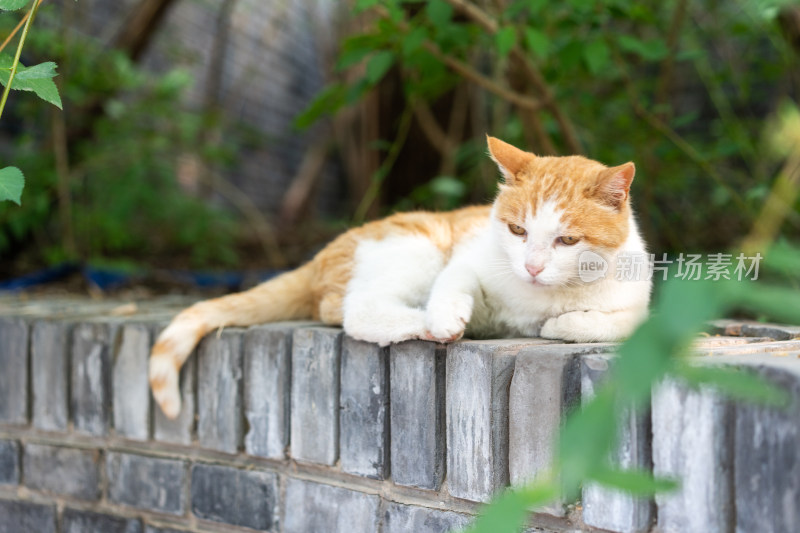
423,41 -> 543,111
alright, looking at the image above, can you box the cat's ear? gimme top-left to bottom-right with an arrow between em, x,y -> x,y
487,136 -> 535,184
593,162 -> 635,209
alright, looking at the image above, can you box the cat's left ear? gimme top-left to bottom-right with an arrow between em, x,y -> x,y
487,135 -> 535,185
594,162 -> 635,209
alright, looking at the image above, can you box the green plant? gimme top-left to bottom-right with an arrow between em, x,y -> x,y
0,0 -> 61,206
0,6 -> 245,268
297,0 -> 799,254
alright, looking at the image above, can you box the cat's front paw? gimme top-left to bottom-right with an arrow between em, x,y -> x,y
540,312 -> 581,341
541,310 -> 630,343
425,293 -> 473,343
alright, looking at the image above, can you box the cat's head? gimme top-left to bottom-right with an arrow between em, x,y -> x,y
488,136 -> 635,287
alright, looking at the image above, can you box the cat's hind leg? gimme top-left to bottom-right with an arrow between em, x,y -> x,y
342,236 -> 444,346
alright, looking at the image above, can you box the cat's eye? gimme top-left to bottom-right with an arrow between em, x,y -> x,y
508,223 -> 526,236
558,236 -> 580,245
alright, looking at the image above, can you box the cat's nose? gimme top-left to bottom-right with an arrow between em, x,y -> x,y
526,264 -> 544,277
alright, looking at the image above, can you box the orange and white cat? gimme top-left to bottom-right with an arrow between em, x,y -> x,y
150,137 -> 651,418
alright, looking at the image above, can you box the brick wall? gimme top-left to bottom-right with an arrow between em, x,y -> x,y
1,297 -> 800,532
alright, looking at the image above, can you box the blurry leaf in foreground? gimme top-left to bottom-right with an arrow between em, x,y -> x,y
677,364 -> 790,407
614,280 -> 727,405
0,166 -> 24,204
589,467 -> 678,496
725,280 -> 800,324
558,386 -> 618,498
464,481 -> 558,533
0,0 -> 28,11
760,241 -> 800,277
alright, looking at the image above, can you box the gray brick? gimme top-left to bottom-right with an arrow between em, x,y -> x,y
0,440 -> 19,485
144,527 -> 186,533
509,344 -> 598,515
581,355 -> 653,533
113,324 -> 151,440
71,323 -> 114,436
0,317 -> 29,425
191,463 -> 277,530
31,321 -> 70,431
197,329 -> 243,453
153,354 -> 195,445
0,499 -> 56,533
107,452 -> 185,515
23,443 -> 100,500
284,478 -> 379,533
734,362 -> 800,533
652,378 -> 732,533
243,324 -> 293,459
448,339 -> 553,502
62,508 -> 142,533
390,341 -> 446,490
340,336 -> 389,479
290,327 -> 342,465
383,502 -> 472,533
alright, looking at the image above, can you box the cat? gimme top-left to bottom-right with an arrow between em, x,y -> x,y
149,136 -> 651,418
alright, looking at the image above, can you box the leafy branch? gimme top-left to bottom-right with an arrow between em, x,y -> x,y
0,0 -> 62,205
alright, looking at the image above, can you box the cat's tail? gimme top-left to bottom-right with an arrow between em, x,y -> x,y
149,263 -> 315,419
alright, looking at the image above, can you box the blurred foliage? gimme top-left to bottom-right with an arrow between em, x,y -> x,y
0,4 -> 242,269
299,0 -> 800,254
0,0 -> 61,207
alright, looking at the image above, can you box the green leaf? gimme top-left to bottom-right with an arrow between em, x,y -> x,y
677,364 -> 790,407
618,35 -> 668,61
15,61 -> 57,81
430,176 -> 466,199
353,0 -> 379,13
762,241 -> 800,276
0,166 -> 24,205
495,27 -> 516,58
590,467 -> 679,496
293,83 -> 346,129
426,0 -> 453,27
583,40 -> 610,74
0,57 -> 62,109
464,481 -> 559,533
365,50 -> 395,84
401,27 -> 427,58
336,47 -> 373,71
524,28 -> 549,59
0,0 -> 29,11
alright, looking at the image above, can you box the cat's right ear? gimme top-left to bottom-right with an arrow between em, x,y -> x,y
487,136 -> 535,185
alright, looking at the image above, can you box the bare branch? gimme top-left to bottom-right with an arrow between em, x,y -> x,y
423,42 -> 543,111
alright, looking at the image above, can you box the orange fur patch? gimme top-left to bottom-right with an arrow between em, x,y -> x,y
493,152 -> 633,250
